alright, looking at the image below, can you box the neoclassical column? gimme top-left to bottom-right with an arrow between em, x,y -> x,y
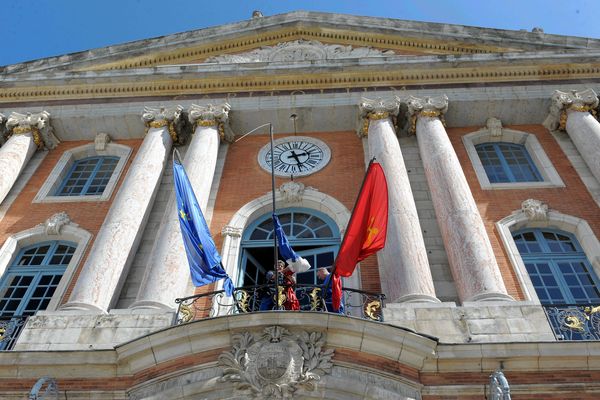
61,106 -> 183,313
131,103 -> 232,310
405,95 -> 512,302
358,98 -> 438,303
544,89 -> 600,183
0,111 -> 59,205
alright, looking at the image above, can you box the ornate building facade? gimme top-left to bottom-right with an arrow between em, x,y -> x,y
1,11 -> 600,399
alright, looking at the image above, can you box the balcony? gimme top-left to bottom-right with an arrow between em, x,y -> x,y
0,316 -> 27,351
174,284 -> 385,325
543,304 -> 600,340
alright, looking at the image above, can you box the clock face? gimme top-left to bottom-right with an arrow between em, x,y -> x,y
258,136 -> 331,177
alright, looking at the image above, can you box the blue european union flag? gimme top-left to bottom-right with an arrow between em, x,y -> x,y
173,157 -> 234,296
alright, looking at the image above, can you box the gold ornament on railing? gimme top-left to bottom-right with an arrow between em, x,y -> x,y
179,304 -> 194,323
364,299 -> 382,321
237,290 -> 250,313
276,287 -> 287,308
564,315 -> 585,332
309,287 -> 322,311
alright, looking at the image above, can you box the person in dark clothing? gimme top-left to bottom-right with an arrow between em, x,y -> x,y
258,270 -> 276,311
317,267 -> 344,314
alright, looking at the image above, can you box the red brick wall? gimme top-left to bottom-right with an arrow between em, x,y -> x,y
0,139 -> 142,303
210,131 -> 381,292
448,124 -> 600,300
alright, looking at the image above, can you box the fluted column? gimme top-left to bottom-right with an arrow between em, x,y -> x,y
131,103 -> 232,310
406,95 -> 512,302
545,89 -> 600,183
0,111 -> 59,205
358,98 -> 438,303
61,106 -> 183,313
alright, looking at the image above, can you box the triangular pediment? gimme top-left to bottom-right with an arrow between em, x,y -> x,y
5,11 -> 599,76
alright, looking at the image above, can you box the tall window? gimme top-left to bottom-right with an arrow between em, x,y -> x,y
0,241 -> 76,317
476,143 -> 542,183
240,208 -> 340,286
55,156 -> 119,196
514,229 -> 600,305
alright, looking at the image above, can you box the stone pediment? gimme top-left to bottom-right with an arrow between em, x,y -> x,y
5,10 -> 599,75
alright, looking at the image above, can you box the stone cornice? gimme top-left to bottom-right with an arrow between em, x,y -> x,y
2,61 -> 600,104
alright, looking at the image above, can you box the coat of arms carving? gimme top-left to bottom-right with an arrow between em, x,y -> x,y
218,326 -> 334,399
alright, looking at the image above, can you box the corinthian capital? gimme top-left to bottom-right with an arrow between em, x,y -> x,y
6,111 -> 60,150
188,103 -> 234,142
544,89 -> 599,131
357,98 -> 399,137
141,105 -> 184,143
403,95 -> 448,135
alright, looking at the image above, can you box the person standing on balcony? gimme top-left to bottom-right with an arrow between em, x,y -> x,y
259,270 -> 276,311
278,260 -> 300,310
318,267 -> 344,314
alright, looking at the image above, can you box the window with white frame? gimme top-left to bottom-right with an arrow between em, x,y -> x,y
0,241 -> 76,317
34,141 -> 131,203
463,128 -> 564,189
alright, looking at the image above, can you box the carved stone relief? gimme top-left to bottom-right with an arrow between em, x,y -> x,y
94,133 -> 111,151
486,117 -> 503,137
219,326 -> 334,399
5,111 -> 60,150
40,212 -> 76,235
278,181 -> 306,203
521,199 -> 548,221
207,40 -> 395,63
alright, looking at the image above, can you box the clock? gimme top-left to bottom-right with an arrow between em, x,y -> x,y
258,136 -> 331,177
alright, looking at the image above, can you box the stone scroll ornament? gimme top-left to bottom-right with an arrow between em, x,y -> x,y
219,326 -> 334,399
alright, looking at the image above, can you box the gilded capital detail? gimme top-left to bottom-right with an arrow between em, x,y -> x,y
545,89 -> 599,131
141,105 -> 184,143
404,95 -> 449,135
188,103 -> 233,142
357,97 -> 399,137
5,111 -> 59,150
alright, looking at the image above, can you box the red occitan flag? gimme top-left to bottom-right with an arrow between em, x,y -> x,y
332,161 -> 388,310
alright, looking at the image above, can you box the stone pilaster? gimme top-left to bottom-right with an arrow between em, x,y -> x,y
61,106 -> 182,313
359,98 -> 438,303
0,111 -> 58,205
131,103 -> 230,310
406,95 -> 512,303
544,89 -> 600,184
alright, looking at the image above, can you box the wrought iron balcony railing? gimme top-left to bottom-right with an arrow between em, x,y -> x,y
0,316 -> 27,351
174,283 -> 385,325
543,304 -> 600,340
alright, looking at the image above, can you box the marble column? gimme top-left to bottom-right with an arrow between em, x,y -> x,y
131,103 -> 232,310
545,89 -> 600,183
0,111 -> 59,205
358,98 -> 438,303
61,106 -> 183,313
405,95 -> 512,302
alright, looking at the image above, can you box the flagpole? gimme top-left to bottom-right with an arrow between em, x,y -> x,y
329,157 -> 376,282
236,123 -> 280,308
269,122 -> 280,308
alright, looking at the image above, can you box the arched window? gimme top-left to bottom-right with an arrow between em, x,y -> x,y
0,241 -> 76,317
475,143 -> 542,183
239,208 -> 340,286
513,228 -> 600,305
55,156 -> 119,196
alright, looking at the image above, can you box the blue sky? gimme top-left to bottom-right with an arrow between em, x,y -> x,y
1,0 -> 598,66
